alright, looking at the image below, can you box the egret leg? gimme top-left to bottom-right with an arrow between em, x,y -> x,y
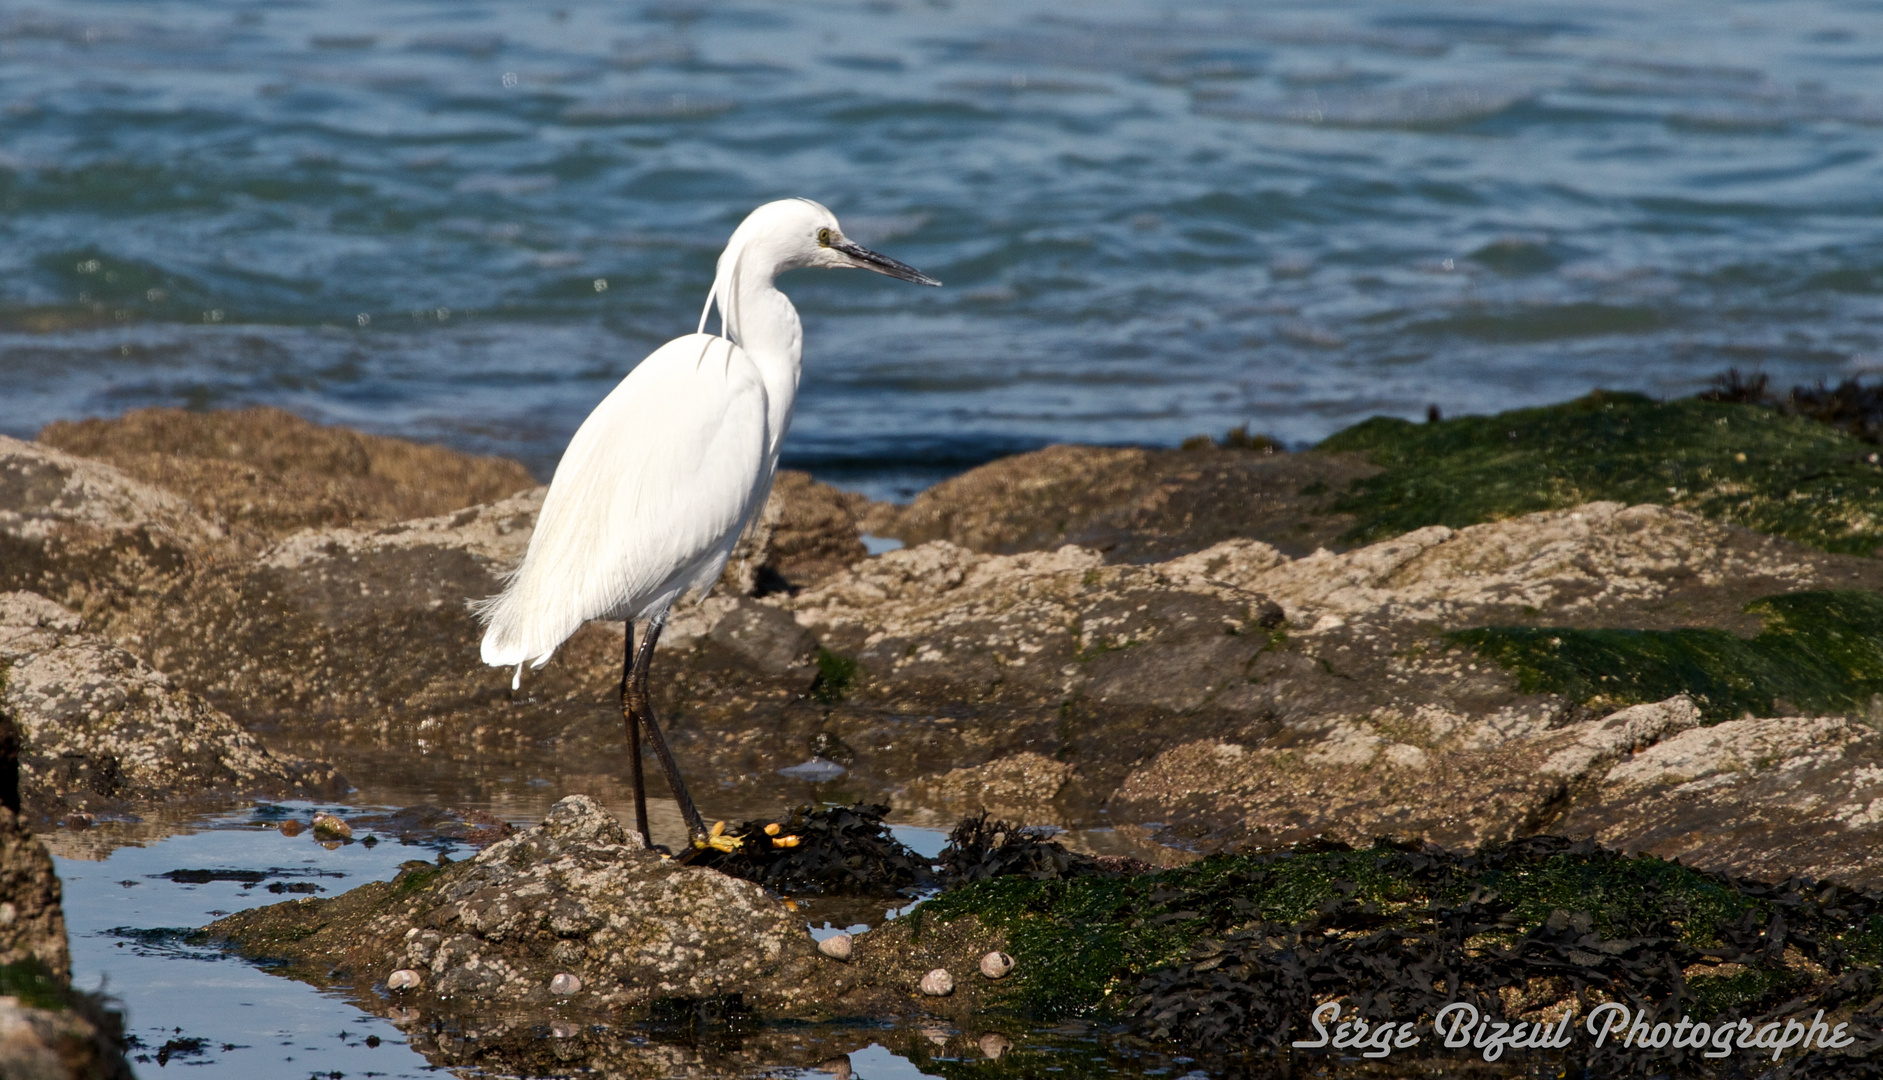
619,622 -> 652,847
624,613 -> 712,847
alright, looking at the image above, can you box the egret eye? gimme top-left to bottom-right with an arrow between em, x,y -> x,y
816,227 -> 831,247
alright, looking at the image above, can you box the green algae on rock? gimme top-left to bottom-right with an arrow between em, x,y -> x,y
915,837 -> 1883,1073
1452,590 -> 1883,722
1320,392 -> 1883,554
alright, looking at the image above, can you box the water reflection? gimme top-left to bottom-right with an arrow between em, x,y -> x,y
52,802 -> 1188,1078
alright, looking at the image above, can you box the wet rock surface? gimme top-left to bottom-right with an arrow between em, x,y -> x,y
203,797 -> 1017,1028
13,404 -> 1883,893
0,807 -> 69,980
38,406 -> 536,545
0,590 -> 343,822
210,796 -> 823,1011
864,441 -> 1380,561
28,408 -> 1871,890
0,801 -> 132,1080
0,435 -> 220,635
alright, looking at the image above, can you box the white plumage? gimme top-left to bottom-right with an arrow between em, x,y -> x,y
476,332 -> 769,668
476,197 -> 939,676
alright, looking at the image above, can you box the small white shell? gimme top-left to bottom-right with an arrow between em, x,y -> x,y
979,951 -> 1014,979
979,1033 -> 1013,1060
817,933 -> 853,961
549,972 -> 582,995
919,968 -> 954,996
387,968 -> 422,991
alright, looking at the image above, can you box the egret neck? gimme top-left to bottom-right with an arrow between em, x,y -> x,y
705,245 -> 804,463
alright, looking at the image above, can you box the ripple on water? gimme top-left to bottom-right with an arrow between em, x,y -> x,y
1,0 -> 1879,478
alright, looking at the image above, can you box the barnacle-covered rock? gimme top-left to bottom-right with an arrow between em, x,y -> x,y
206,795 -> 823,1010
0,590 -> 341,821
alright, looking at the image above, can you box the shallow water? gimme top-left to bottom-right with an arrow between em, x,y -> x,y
49,802 -> 1006,1078
2,0 -> 1880,498
55,808 -> 448,1078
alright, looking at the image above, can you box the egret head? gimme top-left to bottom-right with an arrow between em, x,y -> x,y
729,198 -> 941,286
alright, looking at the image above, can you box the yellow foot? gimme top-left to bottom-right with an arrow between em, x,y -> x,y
692,820 -> 744,853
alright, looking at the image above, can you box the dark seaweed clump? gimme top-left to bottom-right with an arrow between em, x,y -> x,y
1702,368 -> 1883,447
940,813 -> 1098,884
1451,589 -> 1883,722
937,812 -> 1151,886
916,836 -> 1883,1076
691,802 -> 930,896
1789,379 -> 1883,446
1319,391 -> 1883,554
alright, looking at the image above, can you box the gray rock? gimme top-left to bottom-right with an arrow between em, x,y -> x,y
0,435 -> 220,636
0,994 -> 133,1080
704,597 -> 818,679
1557,713 -> 1883,887
207,795 -> 823,1010
0,590 -> 342,820
862,441 -> 1380,562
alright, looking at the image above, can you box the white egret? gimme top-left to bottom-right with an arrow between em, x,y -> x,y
475,198 -> 939,853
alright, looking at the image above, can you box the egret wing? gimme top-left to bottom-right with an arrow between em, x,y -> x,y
478,334 -> 769,667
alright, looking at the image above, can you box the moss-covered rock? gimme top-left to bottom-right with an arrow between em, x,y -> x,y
0,806 -> 68,982
1453,590 -> 1883,721
0,973 -> 134,1080
1321,392 -> 1883,554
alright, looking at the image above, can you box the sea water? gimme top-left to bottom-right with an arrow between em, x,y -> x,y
0,0 -> 1878,498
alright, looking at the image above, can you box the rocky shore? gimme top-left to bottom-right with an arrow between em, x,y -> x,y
8,391 -> 1883,1075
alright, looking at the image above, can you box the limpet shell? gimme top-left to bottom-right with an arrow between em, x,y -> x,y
818,933 -> 853,961
919,968 -> 954,996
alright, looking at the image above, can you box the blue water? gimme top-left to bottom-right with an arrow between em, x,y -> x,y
55,804 -> 961,1078
2,0 -> 1880,498
34,3 -> 1863,1062
55,809 -> 448,1078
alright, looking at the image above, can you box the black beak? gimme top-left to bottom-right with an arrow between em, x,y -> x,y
832,238 -> 941,286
